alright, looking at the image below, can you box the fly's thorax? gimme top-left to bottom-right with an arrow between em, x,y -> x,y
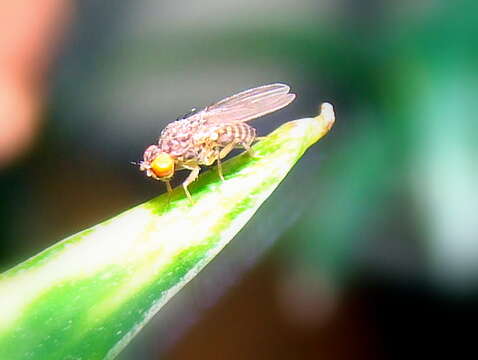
158,118 -> 201,158
191,125 -> 219,143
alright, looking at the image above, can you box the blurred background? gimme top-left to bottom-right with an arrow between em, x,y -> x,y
1,0 -> 477,358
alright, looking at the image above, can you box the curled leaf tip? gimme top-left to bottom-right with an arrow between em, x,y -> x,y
320,102 -> 335,122
299,102 -> 335,147
317,102 -> 335,131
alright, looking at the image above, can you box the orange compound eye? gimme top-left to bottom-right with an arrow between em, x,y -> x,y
151,153 -> 175,178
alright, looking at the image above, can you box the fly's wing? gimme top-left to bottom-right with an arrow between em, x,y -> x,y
198,83 -> 295,124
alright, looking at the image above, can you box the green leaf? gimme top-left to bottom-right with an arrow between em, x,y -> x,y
0,103 -> 335,360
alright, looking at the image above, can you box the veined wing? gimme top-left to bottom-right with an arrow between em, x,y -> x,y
198,83 -> 295,124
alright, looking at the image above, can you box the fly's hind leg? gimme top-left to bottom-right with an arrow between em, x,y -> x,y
233,141 -> 259,158
253,136 -> 266,142
182,166 -> 200,204
249,135 -> 267,157
240,141 -> 258,158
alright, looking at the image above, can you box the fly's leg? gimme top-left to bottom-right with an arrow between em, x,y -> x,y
165,180 -> 173,206
241,142 -> 256,158
165,180 -> 173,194
219,142 -> 236,159
182,166 -> 200,204
216,142 -> 236,181
215,148 -> 225,181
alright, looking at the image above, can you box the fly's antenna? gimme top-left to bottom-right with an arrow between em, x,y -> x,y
130,161 -> 139,166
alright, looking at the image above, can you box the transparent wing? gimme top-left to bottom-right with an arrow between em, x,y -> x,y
198,83 -> 295,124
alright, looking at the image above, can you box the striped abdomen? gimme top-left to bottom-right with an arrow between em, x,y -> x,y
216,123 -> 256,147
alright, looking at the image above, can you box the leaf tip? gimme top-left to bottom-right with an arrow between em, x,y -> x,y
304,102 -> 335,145
316,102 -> 335,132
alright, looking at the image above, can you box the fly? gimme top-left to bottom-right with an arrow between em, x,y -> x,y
139,83 -> 296,203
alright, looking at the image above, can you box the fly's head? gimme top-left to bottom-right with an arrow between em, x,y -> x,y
140,145 -> 175,181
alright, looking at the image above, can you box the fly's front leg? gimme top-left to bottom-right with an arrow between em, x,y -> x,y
165,180 -> 173,194
165,180 -> 173,206
182,166 -> 200,204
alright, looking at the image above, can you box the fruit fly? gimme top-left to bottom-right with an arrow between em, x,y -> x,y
139,83 -> 296,202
